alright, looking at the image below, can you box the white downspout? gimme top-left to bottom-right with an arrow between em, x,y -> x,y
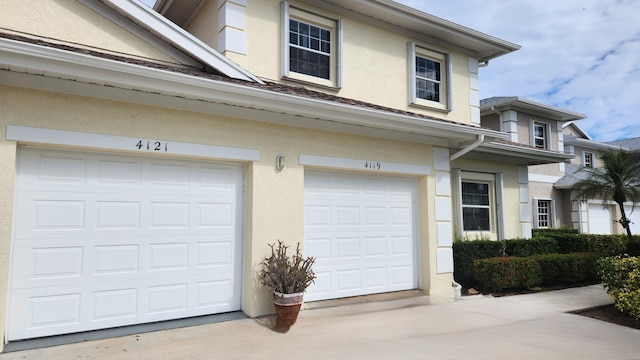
450,134 -> 485,161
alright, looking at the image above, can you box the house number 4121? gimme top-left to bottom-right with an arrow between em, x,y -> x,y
135,140 -> 168,152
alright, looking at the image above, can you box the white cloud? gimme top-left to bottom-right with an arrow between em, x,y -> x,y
396,0 -> 640,141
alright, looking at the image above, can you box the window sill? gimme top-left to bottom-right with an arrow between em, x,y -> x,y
409,101 -> 451,114
282,76 -> 341,92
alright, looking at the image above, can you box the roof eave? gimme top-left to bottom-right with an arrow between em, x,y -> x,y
0,37 -> 506,148
481,97 -> 586,121
473,142 -> 575,165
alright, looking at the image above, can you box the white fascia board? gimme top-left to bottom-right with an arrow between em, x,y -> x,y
562,121 -> 592,140
97,0 -> 263,84
479,142 -> 574,163
0,37 -> 506,144
564,136 -> 628,152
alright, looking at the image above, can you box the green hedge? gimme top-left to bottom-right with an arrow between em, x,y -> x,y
473,252 -> 598,292
532,228 -> 579,239
453,240 -> 504,287
531,252 -> 599,285
473,257 -> 542,292
504,237 -> 558,257
454,234 -> 632,289
628,239 -> 640,256
597,256 -> 640,319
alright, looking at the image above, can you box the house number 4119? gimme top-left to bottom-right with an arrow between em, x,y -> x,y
136,140 -> 168,152
364,161 -> 381,170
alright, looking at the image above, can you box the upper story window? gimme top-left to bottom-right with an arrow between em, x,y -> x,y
409,43 -> 450,111
415,56 -> 441,102
289,19 -> 331,79
530,121 -> 550,150
282,3 -> 342,88
583,151 -> 594,168
461,181 -> 491,231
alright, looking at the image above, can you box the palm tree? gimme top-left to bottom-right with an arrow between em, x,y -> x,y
572,149 -> 640,240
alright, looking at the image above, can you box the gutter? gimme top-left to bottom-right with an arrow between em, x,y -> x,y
450,134 -> 485,161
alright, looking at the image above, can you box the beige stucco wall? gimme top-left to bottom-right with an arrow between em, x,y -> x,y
0,0 -> 180,65
209,0 -> 476,125
0,85 -> 457,344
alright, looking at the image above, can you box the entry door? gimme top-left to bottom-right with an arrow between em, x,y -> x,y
304,170 -> 419,302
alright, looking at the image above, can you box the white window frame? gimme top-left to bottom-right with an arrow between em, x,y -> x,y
281,1 -> 342,88
583,151 -> 594,168
530,120 -> 551,150
533,198 -> 556,229
409,42 -> 451,111
461,181 -> 492,232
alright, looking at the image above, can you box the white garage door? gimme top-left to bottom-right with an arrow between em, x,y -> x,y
304,170 -> 418,302
8,147 -> 244,340
624,205 -> 640,235
588,204 -> 613,234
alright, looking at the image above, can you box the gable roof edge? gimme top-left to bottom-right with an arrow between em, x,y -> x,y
92,0 -> 263,84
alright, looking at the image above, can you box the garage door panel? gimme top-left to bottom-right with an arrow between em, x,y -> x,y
588,204 -> 613,234
624,205 -> 640,234
9,148 -> 243,340
304,170 -> 418,302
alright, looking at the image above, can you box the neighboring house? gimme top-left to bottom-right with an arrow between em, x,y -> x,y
557,124 -> 639,235
479,96 -> 582,233
0,0 -> 571,345
479,96 -> 637,236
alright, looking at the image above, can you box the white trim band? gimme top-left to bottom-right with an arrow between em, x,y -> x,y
6,126 -> 259,161
299,154 -> 431,175
528,173 -> 562,183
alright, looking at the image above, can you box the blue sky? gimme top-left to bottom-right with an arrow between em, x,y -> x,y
139,0 -> 640,141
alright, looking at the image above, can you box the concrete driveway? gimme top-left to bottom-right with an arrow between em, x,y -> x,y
2,285 -> 639,359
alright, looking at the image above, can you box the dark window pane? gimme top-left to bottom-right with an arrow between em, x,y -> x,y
290,19 -> 298,32
310,26 -> 320,38
462,182 -> 489,206
463,208 -> 490,231
299,23 -> 309,35
311,38 -> 320,51
321,29 -> 330,41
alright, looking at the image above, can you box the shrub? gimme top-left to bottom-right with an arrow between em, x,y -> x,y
555,234 -> 590,254
628,238 -> 640,256
584,234 -> 628,256
505,237 -> 558,257
453,240 -> 504,287
531,252 -> 599,285
473,257 -> 542,292
597,256 -> 640,319
532,227 -> 578,239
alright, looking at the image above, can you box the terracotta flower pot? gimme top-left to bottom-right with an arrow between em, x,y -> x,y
273,292 -> 304,332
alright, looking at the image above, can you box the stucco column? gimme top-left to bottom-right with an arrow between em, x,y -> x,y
217,0 -> 247,56
433,148 -> 454,273
518,166 -> 532,238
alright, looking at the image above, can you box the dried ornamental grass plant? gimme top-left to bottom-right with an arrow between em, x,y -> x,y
259,240 -> 316,294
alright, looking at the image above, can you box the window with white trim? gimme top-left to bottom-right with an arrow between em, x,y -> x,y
583,151 -> 594,168
461,181 -> 491,231
530,121 -> 550,150
282,3 -> 341,88
534,199 -> 555,228
409,43 -> 450,110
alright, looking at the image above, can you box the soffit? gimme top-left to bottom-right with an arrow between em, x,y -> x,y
154,0 -> 207,27
301,0 -> 520,62
480,97 -> 586,122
